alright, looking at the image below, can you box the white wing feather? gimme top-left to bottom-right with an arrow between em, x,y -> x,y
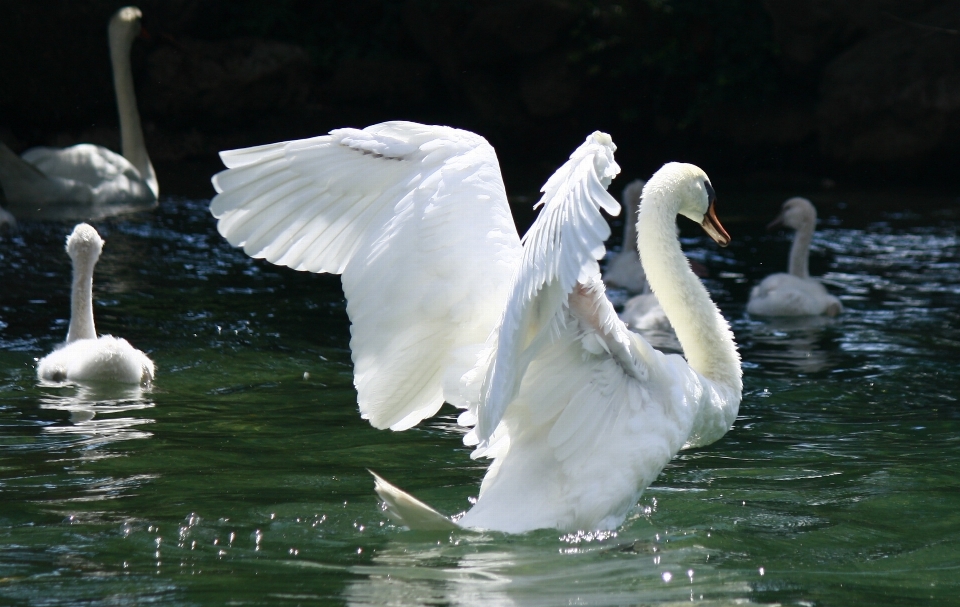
476,131 -> 624,442
211,122 -> 522,430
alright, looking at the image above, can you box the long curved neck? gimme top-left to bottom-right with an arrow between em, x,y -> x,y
110,31 -> 157,198
66,255 -> 97,342
637,194 -> 740,387
788,221 -> 813,279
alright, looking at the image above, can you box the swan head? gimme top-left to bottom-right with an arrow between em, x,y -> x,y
768,197 -> 816,231
109,6 -> 144,49
646,162 -> 730,246
65,223 -> 104,266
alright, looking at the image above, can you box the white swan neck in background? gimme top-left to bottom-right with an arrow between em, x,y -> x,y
787,205 -> 815,279
638,169 -> 740,389
602,178 -> 647,294
621,179 -> 642,259
65,226 -> 103,343
109,7 -> 157,198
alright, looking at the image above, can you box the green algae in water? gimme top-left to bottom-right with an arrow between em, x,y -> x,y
1,197 -> 959,605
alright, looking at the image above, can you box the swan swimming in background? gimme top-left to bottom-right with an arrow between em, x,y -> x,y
603,178 -> 648,294
0,7 -> 157,220
747,197 -> 843,317
209,122 -> 741,533
37,223 -> 155,384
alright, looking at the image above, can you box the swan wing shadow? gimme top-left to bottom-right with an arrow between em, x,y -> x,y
210,122 -> 522,431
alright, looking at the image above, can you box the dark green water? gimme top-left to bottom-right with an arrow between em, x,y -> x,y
1,196 -> 959,606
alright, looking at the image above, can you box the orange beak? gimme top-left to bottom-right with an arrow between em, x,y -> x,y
701,201 -> 731,247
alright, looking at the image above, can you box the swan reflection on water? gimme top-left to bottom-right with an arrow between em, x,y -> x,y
339,535 -> 752,607
38,382 -> 155,447
740,315 -> 842,375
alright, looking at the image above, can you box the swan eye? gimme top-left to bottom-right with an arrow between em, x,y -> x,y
703,181 -> 717,206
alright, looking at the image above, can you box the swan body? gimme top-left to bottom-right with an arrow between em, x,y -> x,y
37,223 -> 154,384
747,197 -> 842,317
0,7 -> 157,219
210,123 -> 741,533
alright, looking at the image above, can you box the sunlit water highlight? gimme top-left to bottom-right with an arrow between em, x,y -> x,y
1,197 -> 959,605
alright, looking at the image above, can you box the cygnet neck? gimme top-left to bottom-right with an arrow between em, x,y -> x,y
66,249 -> 98,343
637,188 -> 740,388
109,22 -> 158,198
788,219 -> 814,279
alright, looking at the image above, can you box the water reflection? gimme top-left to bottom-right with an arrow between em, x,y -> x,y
341,533 -> 754,607
740,315 -> 841,375
38,382 -> 155,448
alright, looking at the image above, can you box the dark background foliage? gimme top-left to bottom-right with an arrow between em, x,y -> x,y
2,0 -> 958,206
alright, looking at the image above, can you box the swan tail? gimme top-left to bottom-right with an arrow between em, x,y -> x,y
370,470 -> 459,531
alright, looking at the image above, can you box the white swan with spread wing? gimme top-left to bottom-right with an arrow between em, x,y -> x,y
0,7 -> 157,220
747,197 -> 842,317
37,224 -> 155,384
209,122 -> 742,533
